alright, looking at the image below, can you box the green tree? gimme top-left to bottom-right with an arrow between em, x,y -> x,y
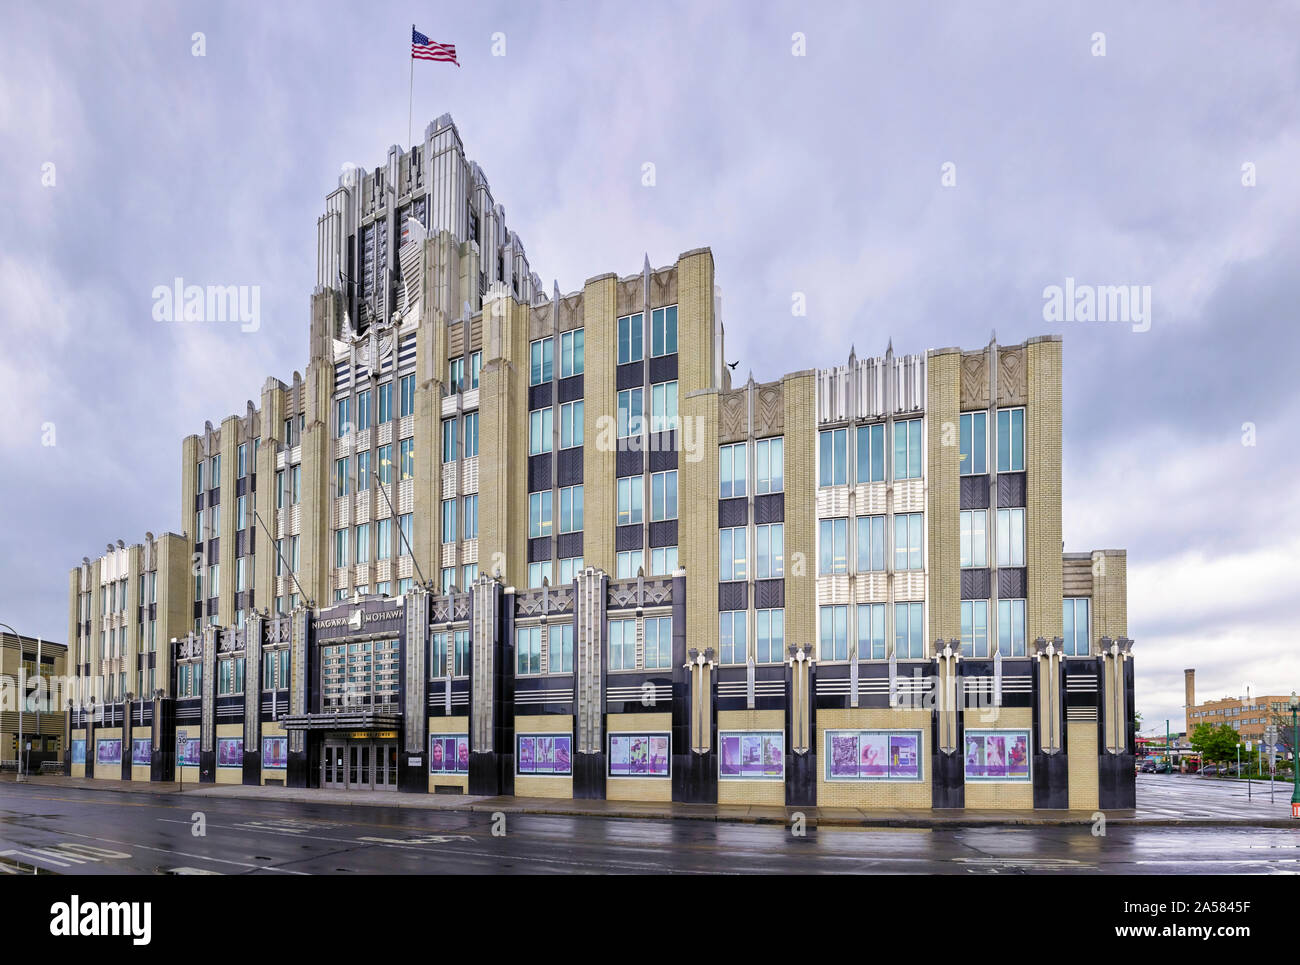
1189,723 -> 1238,772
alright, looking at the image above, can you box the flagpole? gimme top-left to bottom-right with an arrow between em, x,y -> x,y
407,24 -> 414,150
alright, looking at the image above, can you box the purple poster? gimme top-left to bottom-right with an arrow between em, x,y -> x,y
96,739 -> 122,766
262,737 -> 287,769
217,737 -> 243,767
720,732 -> 784,780
826,730 -> 922,781
177,737 -> 200,767
517,734 -> 573,775
131,738 -> 151,765
609,733 -> 670,777
429,735 -> 469,774
965,731 -> 1030,782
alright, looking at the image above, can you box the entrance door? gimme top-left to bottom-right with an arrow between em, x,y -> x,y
375,743 -> 398,788
323,743 -> 347,788
349,744 -> 372,789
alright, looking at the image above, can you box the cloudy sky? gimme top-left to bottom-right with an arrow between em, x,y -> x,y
2,1 -> 1297,732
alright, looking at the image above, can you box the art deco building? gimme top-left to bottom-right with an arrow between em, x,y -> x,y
67,114 -> 1135,810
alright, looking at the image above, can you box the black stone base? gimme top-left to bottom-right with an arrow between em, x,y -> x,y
287,739 -> 312,789
199,749 -> 215,783
469,751 -> 511,796
399,751 -> 426,793
243,749 -> 261,786
1032,752 -> 1068,809
673,750 -> 716,804
1098,753 -> 1136,809
931,750 -> 965,808
573,752 -> 607,800
785,751 -> 817,807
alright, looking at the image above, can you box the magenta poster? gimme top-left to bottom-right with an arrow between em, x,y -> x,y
177,737 -> 200,767
609,732 -> 670,777
965,731 -> 1030,781
262,737 -> 287,769
517,734 -> 572,775
720,732 -> 784,780
96,739 -> 122,766
217,737 -> 243,767
131,738 -> 151,765
429,735 -> 469,774
825,730 -> 921,781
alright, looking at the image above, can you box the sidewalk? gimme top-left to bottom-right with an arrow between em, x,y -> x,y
9,773 -> 1297,827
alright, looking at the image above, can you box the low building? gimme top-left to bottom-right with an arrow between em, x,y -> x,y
1184,669 -> 1292,748
1,629 -> 67,766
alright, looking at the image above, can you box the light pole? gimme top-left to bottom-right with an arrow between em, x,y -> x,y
1166,719 -> 1171,773
1290,693 -> 1299,817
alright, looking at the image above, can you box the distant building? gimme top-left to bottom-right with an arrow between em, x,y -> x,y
1,628 -> 67,762
1184,668 -> 1291,746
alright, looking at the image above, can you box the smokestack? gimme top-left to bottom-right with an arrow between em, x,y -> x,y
1184,669 -> 1195,709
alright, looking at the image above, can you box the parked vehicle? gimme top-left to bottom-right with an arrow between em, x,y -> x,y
1153,761 -> 1172,774
1201,765 -> 1219,776
1140,760 -> 1157,773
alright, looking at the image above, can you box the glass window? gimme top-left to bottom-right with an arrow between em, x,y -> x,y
649,546 -> 677,575
720,527 -> 747,582
291,465 -> 301,504
960,411 -> 986,476
399,438 -> 415,480
720,610 -> 747,665
996,508 -> 1025,567
616,550 -> 644,579
464,494 -> 479,539
529,491 -> 553,538
719,442 -> 747,498
550,623 -> 575,673
336,398 -> 351,438
529,408 -> 553,454
755,608 -> 784,663
651,305 -> 677,357
462,564 -> 477,587
397,515 -> 412,557
960,510 -> 988,568
559,485 -> 583,533
196,462 -> 204,493
449,357 -> 465,393
399,374 -> 415,418
237,444 -> 247,478
560,329 -> 584,378
755,523 -> 784,579
470,351 -> 482,388
442,417 -> 458,463
608,618 -> 637,671
998,599 -> 1027,656
894,602 -> 924,659
356,449 -> 370,491
617,388 -> 643,438
856,603 -> 886,660
997,408 -> 1025,472
354,523 -> 370,563
356,390 -> 371,431
378,382 -> 393,423
755,437 -> 783,494
275,469 -> 285,509
856,515 -> 885,572
616,476 -> 643,526
377,445 -> 393,484
894,513 -> 923,571
644,616 -> 671,670
962,600 -> 989,658
335,457 -> 349,497
530,337 -> 554,385
560,400 -> 583,449
893,418 -> 923,480
617,313 -> 643,365
650,471 -> 677,522
819,428 -> 847,487
819,605 -> 849,661
334,528 -> 348,567
464,411 -> 479,456
442,499 -> 457,543
650,381 -> 678,432
1063,598 -> 1090,657
517,626 -> 542,675
856,423 -> 885,483
376,519 -> 392,560
237,495 -> 247,530
819,518 -> 848,575
558,556 -> 584,583
526,561 -> 552,589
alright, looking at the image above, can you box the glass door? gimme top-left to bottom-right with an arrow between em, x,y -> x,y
323,743 -> 346,788
379,743 -> 398,788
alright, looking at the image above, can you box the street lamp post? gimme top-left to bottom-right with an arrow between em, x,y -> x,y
1290,693 -> 1300,817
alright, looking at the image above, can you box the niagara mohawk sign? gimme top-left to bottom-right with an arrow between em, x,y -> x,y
313,601 -> 406,639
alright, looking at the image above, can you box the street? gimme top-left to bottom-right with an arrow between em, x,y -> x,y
0,780 -> 1297,875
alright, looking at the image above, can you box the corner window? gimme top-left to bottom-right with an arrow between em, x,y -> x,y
617,313 -> 644,364
893,419 -> 922,480
960,412 -> 987,475
819,428 -> 847,487
997,407 -> 1025,472
651,306 -> 677,357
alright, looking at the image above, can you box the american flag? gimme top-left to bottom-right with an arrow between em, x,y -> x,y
412,28 -> 458,65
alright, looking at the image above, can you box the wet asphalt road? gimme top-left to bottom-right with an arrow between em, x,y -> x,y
0,782 -> 1297,874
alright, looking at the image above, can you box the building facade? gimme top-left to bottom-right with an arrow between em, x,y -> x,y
1183,669 -> 1292,746
66,114 -> 1135,809
2,629 -> 67,765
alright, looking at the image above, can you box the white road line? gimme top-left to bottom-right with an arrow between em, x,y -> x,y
52,828 -> 308,875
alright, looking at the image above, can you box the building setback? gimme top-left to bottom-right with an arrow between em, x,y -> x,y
67,114 -> 1136,809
